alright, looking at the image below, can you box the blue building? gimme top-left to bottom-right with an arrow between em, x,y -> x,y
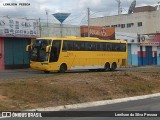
116,32 -> 160,66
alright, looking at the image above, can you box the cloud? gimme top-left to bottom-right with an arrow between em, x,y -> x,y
0,0 -> 159,25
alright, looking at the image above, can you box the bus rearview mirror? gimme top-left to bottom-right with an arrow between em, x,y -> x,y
26,45 -> 31,52
46,46 -> 51,52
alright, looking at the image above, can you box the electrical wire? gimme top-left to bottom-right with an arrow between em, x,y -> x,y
64,15 -> 85,24
79,13 -> 88,25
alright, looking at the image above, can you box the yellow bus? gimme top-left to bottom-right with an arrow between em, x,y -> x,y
26,36 -> 127,73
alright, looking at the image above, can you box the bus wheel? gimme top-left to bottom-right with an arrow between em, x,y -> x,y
105,62 -> 110,71
110,62 -> 117,71
44,71 -> 50,73
59,64 -> 67,73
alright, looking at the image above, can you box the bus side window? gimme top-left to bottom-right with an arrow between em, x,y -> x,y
102,43 -> 107,51
73,41 -> 84,51
67,41 -> 73,50
91,42 -> 96,51
79,42 -> 85,51
85,42 -> 91,51
115,44 -> 120,51
106,43 -> 111,51
62,41 -> 73,51
120,43 -> 126,52
112,43 -> 116,51
74,42 -> 80,51
84,42 -> 96,51
96,42 -> 102,51
62,41 -> 68,50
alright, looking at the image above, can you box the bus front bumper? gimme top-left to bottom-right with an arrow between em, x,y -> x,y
30,62 -> 50,71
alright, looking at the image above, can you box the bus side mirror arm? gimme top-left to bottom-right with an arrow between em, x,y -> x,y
26,45 -> 31,52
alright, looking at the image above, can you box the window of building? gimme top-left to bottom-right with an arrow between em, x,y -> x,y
138,22 -> 142,27
127,23 -> 134,28
111,25 -> 118,28
105,25 -> 110,27
118,24 -> 121,27
121,24 -> 125,28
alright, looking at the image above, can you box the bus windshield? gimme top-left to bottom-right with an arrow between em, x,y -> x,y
30,39 -> 51,62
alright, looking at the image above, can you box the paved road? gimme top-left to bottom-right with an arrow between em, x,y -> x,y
0,65 -> 160,79
1,96 -> 160,120
0,69 -> 47,79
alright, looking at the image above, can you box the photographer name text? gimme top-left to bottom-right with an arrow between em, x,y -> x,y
3,3 -> 30,6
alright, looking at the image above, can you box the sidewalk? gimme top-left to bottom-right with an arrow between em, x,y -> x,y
0,65 -> 160,73
28,93 -> 160,111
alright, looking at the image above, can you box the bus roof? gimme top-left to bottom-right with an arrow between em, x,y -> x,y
36,36 -> 127,43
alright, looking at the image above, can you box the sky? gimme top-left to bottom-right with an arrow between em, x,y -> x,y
0,0 -> 160,25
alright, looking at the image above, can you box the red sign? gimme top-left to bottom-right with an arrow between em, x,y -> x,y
80,26 -> 115,40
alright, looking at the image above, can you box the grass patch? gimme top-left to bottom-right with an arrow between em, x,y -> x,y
123,72 -> 130,76
123,82 -> 158,95
0,70 -> 160,111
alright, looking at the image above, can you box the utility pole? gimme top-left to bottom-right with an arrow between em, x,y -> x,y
60,23 -> 62,37
115,0 -> 121,15
87,8 -> 90,37
39,18 -> 41,37
45,9 -> 49,37
157,2 -> 160,10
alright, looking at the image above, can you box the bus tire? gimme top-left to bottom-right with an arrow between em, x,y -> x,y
110,62 -> 117,71
105,62 -> 110,71
59,64 -> 67,73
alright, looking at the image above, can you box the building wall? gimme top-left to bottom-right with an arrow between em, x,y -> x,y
157,47 -> 160,65
38,23 -> 80,37
116,32 -> 139,66
126,44 -> 139,66
0,37 -> 32,70
116,32 -> 138,42
134,6 -> 156,13
4,37 -> 30,69
0,38 -> 4,70
137,46 -> 159,66
131,44 -> 139,66
128,44 -> 132,65
116,32 -> 159,66
152,46 -> 157,65
90,10 -> 160,34
94,10 -> 160,66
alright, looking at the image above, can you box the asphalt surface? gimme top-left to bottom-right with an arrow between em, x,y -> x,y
1,96 -> 160,120
0,69 -> 52,79
0,65 -> 160,79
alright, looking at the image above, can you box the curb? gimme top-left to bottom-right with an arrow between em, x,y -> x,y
28,93 -> 160,111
